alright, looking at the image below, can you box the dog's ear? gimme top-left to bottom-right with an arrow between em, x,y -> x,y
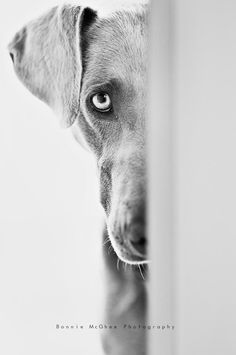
8,5 -> 97,128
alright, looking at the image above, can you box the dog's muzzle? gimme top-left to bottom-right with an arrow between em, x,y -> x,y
110,202 -> 147,264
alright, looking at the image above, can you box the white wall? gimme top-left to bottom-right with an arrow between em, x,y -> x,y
175,1 -> 236,354
148,1 -> 174,354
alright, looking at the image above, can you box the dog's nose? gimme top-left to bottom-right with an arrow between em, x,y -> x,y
8,27 -> 27,64
128,222 -> 146,257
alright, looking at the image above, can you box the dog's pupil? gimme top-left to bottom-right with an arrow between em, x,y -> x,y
97,93 -> 107,104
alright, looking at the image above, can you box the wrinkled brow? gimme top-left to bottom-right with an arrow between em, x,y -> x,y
82,78 -> 123,96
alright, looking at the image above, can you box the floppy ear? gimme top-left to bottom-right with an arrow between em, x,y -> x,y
8,5 -> 97,128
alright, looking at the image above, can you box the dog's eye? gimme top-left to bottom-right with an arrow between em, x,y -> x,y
91,93 -> 112,112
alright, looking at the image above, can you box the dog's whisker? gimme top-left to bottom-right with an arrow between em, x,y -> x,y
140,264 -> 146,276
138,264 -> 145,280
103,237 -> 111,246
108,245 -> 113,255
116,257 -> 120,271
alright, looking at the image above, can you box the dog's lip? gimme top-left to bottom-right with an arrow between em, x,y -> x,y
118,252 -> 149,265
114,244 -> 148,265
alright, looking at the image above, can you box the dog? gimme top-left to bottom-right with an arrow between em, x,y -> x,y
8,3 -> 148,354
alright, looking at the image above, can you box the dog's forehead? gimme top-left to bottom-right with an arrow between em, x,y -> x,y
84,8 -> 148,86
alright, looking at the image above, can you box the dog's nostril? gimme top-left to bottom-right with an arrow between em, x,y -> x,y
129,234 -> 146,256
8,26 -> 27,65
9,52 -> 14,63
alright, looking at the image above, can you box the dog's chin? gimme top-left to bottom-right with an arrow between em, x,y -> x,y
119,253 -> 149,266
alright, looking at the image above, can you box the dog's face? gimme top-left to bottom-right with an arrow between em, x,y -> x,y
8,4 -> 148,264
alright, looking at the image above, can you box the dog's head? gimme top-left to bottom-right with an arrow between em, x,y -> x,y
8,3 -> 148,264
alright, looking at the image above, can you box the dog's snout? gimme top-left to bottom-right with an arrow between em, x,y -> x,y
8,27 -> 27,64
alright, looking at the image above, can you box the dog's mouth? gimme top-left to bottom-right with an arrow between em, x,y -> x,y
115,246 -> 148,265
